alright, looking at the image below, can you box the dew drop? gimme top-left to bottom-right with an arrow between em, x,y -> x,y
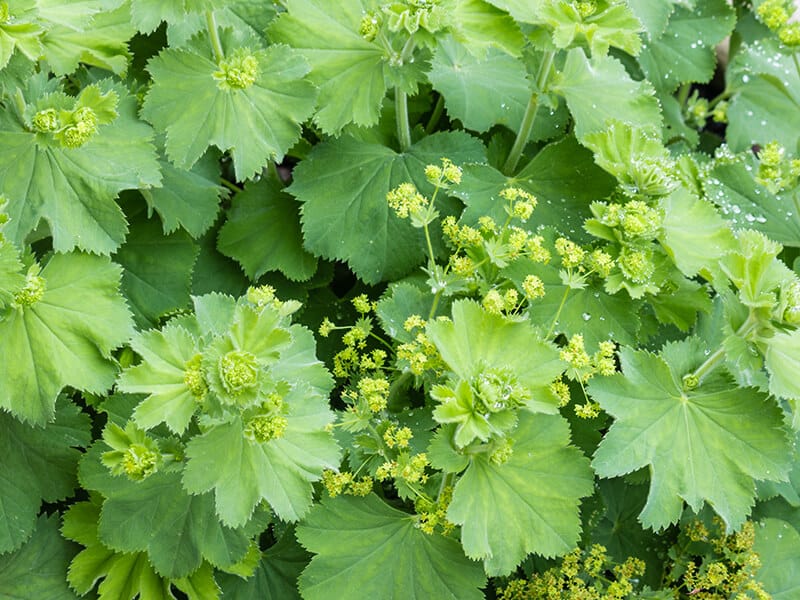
582,313 -> 592,321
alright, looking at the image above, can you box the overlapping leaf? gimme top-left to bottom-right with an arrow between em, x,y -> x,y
182,384 -> 340,526
0,515 -> 79,599
0,253 -> 133,424
554,48 -> 662,140
63,501 -> 220,600
115,214 -> 199,327
638,0 -> 735,93
590,340 -> 791,530
218,177 -> 318,282
291,131 -> 485,283
268,0 -> 388,134
0,79 -> 160,253
0,398 -> 90,553
447,412 -> 594,574
296,494 -> 486,600
427,300 -> 563,411
142,30 -> 316,180
78,445 -> 255,579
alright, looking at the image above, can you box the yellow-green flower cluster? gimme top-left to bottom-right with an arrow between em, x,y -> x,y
387,182 -> 428,219
397,330 -> 442,375
246,284 -> 299,315
358,376 -> 390,412
244,414 -> 288,443
481,288 -> 520,316
555,237 -> 586,268
500,187 -> 537,222
61,107 -> 99,148
561,336 -> 616,383
574,0 -> 597,19
756,0 -> 800,45
522,274 -> 545,300
550,377 -> 571,406
352,293 -> 375,314
415,486 -> 455,535
215,49 -> 259,89
359,11 -> 380,41
13,267 -> 46,308
376,452 -> 429,484
499,544 -> 643,600
756,141 -> 800,194
489,437 -> 514,465
321,469 -> 374,497
383,425 -> 413,449
183,354 -> 208,400
425,157 -> 463,186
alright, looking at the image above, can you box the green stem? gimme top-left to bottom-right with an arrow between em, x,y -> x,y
502,50 -> 555,176
545,285 -> 571,340
677,82 -> 691,107
396,89 -> 411,151
428,291 -> 442,321
206,11 -> 225,63
688,313 -> 757,385
219,178 -> 243,194
425,94 -> 445,134
395,36 -> 417,152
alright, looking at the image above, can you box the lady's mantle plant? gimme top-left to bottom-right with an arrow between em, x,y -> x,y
0,0 -> 800,598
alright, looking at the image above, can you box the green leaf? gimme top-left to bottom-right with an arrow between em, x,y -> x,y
705,157 -> 800,247
554,48 -> 662,140
142,31 -> 317,180
589,341 -> 791,530
117,323 -> 202,434
591,480 -> 669,588
726,38 -> 800,153
296,494 -> 486,600
0,514 -> 79,600
427,300 -> 563,412
625,0 -> 681,38
428,36 -> 530,133
63,500 -> 213,600
217,528 -> 309,600
532,0 -> 643,56
637,0 -> 735,93
765,329 -> 800,411
504,258 -> 642,349
445,0 -> 525,58
85,458 -> 254,578
447,412 -> 594,575
115,214 -> 199,327
292,131 -> 486,284
130,0 -> 229,33
140,147 -> 227,238
0,253 -> 133,424
0,1 -> 43,69
376,281 -> 435,342
0,79 -> 161,253
659,188 -> 735,277
0,398 -> 90,553
455,136 -> 616,242
182,385 -> 340,526
753,518 -> 800,599
38,3 -> 134,75
268,0 -> 386,134
218,178 -> 318,282
0,237 -> 24,311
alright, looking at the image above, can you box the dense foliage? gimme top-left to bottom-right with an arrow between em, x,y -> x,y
1,0 -> 799,598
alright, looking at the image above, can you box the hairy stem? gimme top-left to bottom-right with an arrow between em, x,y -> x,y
206,11 -> 225,63
502,50 -> 555,176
